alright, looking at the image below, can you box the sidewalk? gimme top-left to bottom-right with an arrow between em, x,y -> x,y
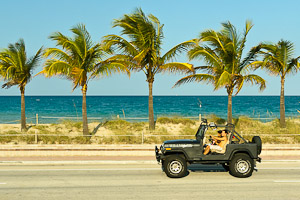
0,144 -> 299,165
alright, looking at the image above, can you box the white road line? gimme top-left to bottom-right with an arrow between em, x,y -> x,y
274,180 -> 300,183
0,183 -> 7,185
0,168 -> 161,172
265,160 -> 300,162
258,168 -> 300,170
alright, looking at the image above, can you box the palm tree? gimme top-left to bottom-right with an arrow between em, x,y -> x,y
253,40 -> 300,128
0,39 -> 42,131
103,8 -> 194,130
40,24 -> 128,135
174,20 -> 266,124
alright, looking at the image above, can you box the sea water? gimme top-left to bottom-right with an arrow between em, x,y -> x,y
0,96 -> 299,123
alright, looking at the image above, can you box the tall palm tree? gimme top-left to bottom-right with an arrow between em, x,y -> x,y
253,40 -> 300,128
103,8 -> 195,130
174,20 -> 266,124
0,39 -> 42,131
40,24 -> 128,135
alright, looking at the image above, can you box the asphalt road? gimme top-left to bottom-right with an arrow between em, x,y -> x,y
0,161 -> 300,200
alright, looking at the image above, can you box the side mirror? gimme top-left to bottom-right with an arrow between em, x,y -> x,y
209,122 -> 216,127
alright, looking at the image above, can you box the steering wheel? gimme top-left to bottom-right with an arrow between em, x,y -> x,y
208,136 -> 214,144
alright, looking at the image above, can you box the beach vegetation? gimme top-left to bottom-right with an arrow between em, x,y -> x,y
61,120 -> 82,130
157,117 -> 195,125
0,117 -> 299,144
38,24 -> 129,135
103,8 -> 195,130
253,40 -> 300,128
174,21 -> 266,124
0,39 -> 43,131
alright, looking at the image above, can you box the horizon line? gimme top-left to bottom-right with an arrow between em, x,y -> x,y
0,94 -> 300,97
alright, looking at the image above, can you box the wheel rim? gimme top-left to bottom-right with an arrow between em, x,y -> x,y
236,159 -> 250,173
169,160 -> 183,174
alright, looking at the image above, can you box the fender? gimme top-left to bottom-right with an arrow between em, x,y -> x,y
163,150 -> 189,160
229,149 -> 256,160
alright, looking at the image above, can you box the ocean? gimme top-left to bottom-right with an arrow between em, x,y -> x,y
0,96 -> 299,124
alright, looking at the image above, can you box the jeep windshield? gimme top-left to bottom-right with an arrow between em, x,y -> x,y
196,124 -> 207,140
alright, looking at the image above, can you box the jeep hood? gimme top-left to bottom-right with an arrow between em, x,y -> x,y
164,139 -> 199,145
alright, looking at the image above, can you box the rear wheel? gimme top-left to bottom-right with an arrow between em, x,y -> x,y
229,154 -> 254,178
163,155 -> 187,178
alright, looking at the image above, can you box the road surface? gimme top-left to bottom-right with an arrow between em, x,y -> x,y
0,161 -> 300,200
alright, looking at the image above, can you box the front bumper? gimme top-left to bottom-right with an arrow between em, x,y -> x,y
257,157 -> 262,163
155,146 -> 162,163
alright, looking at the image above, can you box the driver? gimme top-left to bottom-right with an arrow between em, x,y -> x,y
203,129 -> 228,155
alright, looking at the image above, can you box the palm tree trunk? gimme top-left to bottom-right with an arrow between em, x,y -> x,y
280,77 -> 286,128
148,81 -> 155,130
227,92 -> 233,124
82,84 -> 89,135
20,86 -> 26,131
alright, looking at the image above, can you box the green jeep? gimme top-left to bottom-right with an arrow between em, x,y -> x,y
155,119 -> 262,178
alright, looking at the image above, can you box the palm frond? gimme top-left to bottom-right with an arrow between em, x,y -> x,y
243,74 -> 266,91
102,35 -> 138,56
188,45 -> 221,67
173,74 -> 214,87
91,60 -> 129,79
49,31 -> 84,61
27,46 -> 43,71
239,44 -> 261,71
215,70 -> 231,90
41,60 -> 73,77
2,80 -> 18,89
44,48 -> 73,63
162,40 -> 197,62
237,20 -> 254,60
159,62 -> 194,74
259,40 -> 298,77
0,39 -> 42,88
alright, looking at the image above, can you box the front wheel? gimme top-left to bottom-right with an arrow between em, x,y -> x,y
229,154 -> 254,178
163,155 -> 187,178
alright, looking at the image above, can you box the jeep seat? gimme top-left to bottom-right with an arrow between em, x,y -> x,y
215,133 -> 231,154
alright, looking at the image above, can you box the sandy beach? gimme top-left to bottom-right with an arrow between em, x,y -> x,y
0,117 -> 299,145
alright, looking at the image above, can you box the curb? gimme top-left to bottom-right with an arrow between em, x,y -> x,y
0,160 -> 158,165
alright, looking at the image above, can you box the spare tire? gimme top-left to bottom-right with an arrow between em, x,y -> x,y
252,136 -> 262,155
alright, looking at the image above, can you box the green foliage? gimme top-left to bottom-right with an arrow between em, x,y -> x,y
180,126 -> 197,135
103,8 -> 195,130
34,125 -> 48,131
175,20 -> 266,95
0,39 -> 43,89
103,120 -> 146,132
61,120 -> 82,129
0,117 -> 299,144
157,117 -> 195,125
103,8 -> 194,77
207,114 -> 226,124
255,40 -> 300,77
41,24 -> 128,91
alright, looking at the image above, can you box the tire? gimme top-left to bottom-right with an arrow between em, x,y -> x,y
252,136 -> 262,155
161,160 -> 165,172
163,155 -> 187,178
229,154 -> 254,178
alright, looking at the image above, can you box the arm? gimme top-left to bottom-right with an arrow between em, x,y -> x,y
212,136 -> 226,141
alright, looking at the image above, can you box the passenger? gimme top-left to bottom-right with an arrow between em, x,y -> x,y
203,129 -> 228,155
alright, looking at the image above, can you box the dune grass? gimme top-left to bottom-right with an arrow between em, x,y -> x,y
0,116 -> 299,144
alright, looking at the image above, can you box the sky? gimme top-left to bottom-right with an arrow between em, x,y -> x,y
0,0 -> 300,96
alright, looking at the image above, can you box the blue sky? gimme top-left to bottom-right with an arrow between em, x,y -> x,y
0,0 -> 300,96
